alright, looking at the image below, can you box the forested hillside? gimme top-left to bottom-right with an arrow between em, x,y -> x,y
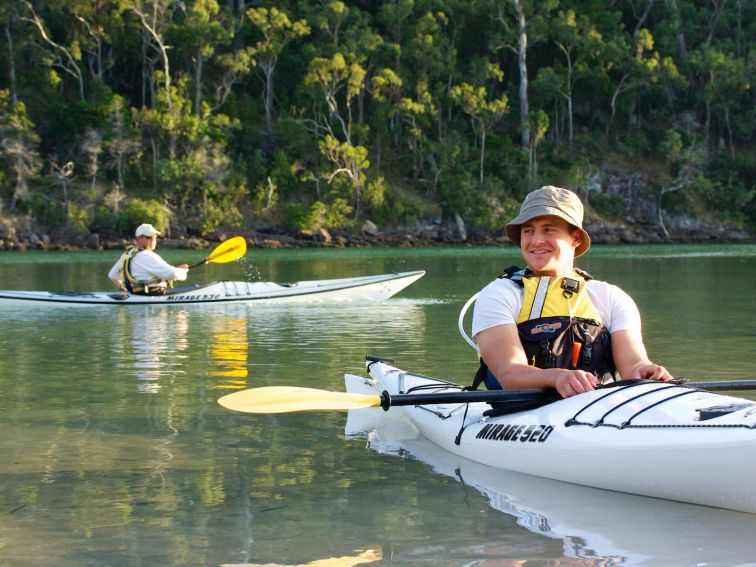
0,0 -> 753,247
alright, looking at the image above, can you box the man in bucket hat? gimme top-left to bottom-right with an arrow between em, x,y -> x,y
472,186 -> 671,398
108,224 -> 189,294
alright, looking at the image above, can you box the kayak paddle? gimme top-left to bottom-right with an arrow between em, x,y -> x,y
218,385 -> 552,414
218,379 -> 756,415
188,236 -> 247,269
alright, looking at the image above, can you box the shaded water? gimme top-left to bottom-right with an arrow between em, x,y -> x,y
0,244 -> 755,566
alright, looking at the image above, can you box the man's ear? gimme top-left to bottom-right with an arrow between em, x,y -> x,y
571,228 -> 583,249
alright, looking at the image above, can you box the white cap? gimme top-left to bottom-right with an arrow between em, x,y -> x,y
135,223 -> 161,237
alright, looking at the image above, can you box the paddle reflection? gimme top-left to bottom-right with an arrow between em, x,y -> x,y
221,546 -> 382,566
208,315 -> 249,388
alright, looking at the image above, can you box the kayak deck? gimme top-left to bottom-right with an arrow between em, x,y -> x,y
0,270 -> 425,305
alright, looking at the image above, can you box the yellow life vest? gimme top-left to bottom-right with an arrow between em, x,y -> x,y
117,247 -> 169,295
510,266 -> 614,378
472,266 -> 616,393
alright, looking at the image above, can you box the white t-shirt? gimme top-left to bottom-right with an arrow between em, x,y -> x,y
108,249 -> 188,284
472,276 -> 641,339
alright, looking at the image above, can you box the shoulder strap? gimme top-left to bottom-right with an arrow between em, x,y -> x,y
122,247 -> 143,293
575,267 -> 594,281
498,265 -> 530,288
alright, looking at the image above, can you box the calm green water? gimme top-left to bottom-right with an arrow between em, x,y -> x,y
0,244 -> 755,566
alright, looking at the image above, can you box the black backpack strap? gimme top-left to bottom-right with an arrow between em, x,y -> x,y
498,265 -> 529,288
468,358 -> 489,391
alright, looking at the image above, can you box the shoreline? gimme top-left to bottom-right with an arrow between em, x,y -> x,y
0,221 -> 752,252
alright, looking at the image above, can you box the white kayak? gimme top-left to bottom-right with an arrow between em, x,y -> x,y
0,270 -> 424,306
346,358 -> 756,513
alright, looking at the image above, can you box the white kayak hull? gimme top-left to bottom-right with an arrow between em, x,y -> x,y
347,360 -> 756,513
0,271 -> 424,306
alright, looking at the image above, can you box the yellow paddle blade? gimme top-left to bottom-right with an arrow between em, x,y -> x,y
218,386 -> 382,414
206,236 -> 247,264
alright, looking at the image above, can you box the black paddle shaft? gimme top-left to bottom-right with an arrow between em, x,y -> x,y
378,389 -> 553,410
377,379 -> 756,410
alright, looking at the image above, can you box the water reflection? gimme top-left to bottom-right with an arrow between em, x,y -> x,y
111,308 -> 191,393
209,316 -> 250,389
347,409 -> 756,565
222,546 -> 382,566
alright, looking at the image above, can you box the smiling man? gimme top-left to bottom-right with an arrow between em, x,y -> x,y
472,186 -> 671,398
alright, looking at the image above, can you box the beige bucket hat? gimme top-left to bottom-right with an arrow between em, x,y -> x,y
505,186 -> 591,257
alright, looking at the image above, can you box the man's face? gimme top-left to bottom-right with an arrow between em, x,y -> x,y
136,235 -> 157,251
519,215 -> 581,276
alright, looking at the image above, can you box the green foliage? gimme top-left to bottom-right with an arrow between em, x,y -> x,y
284,198 -> 353,232
0,0 -> 754,239
589,192 -> 625,218
692,173 -> 754,225
370,185 -> 430,226
67,204 -> 92,232
118,198 -> 171,234
466,177 -> 521,231
29,194 -> 65,229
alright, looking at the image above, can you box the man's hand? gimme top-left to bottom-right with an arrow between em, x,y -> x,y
554,369 -> 598,398
635,363 -> 673,381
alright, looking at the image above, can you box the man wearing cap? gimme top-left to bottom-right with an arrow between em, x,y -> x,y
108,224 -> 189,294
472,186 -> 671,399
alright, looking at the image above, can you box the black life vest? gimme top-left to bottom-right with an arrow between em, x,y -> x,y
472,266 -> 616,392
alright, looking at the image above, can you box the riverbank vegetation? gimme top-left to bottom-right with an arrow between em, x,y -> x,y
0,0 -> 753,248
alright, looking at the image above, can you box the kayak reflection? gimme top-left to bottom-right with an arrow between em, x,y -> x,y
346,407 -> 756,565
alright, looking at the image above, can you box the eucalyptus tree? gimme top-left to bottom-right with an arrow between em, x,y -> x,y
304,52 -> 377,218
450,62 -> 509,184
17,0 -> 86,101
604,28 -> 684,139
549,9 -> 603,147
79,126 -> 103,189
690,47 -> 750,157
0,91 -> 41,213
656,129 -> 705,237
489,0 -> 557,151
395,6 -> 458,194
1,3 -> 18,110
246,5 -> 310,145
63,0 -> 119,87
300,2 -> 387,220
126,0 -> 178,156
134,75 -> 242,233
170,0 -> 233,116
103,95 -> 140,193
527,109 -> 548,180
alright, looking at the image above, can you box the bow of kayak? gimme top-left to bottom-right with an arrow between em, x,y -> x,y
347,359 -> 756,513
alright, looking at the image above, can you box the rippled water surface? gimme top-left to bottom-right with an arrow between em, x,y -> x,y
1,244 -> 755,566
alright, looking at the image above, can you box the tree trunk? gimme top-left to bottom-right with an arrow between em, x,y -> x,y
264,63 -> 275,144
4,19 -> 17,110
194,47 -> 203,116
513,0 -> 529,150
479,129 -> 486,184
725,106 -> 735,158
